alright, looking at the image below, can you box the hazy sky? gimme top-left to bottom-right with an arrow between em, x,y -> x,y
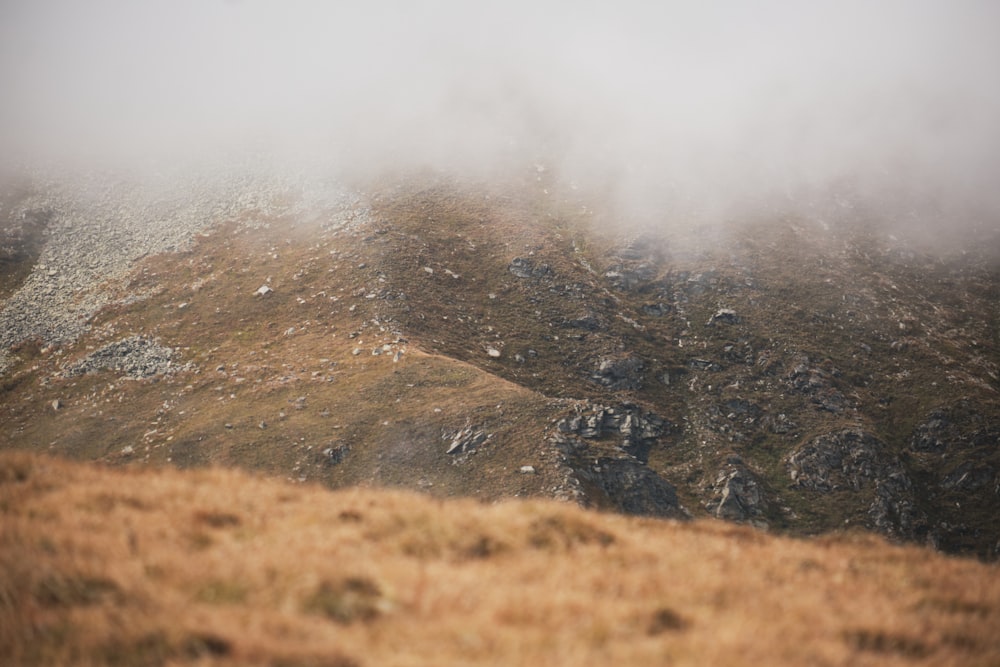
2,1 -> 999,223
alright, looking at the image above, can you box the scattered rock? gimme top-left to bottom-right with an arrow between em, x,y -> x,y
520,465 -> 536,474
508,257 -> 552,279
0,170 -> 366,374
787,428 -> 923,540
62,336 -> 187,379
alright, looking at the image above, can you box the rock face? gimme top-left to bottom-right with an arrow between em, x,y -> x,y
555,403 -> 666,463
785,355 -> 850,414
706,463 -> 765,523
550,403 -> 685,519
909,401 -> 1000,454
787,429 -> 922,540
446,425 -> 489,455
62,336 -> 186,379
939,461 -> 996,492
788,429 -> 886,493
592,356 -> 644,391
583,458 -> 687,519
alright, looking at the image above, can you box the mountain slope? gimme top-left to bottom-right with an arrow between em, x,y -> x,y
1,170 -> 998,558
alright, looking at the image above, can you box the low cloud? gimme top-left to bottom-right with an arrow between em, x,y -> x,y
2,0 -> 999,231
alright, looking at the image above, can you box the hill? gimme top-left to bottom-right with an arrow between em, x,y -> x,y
1,168 -> 999,559
3,450 -> 999,666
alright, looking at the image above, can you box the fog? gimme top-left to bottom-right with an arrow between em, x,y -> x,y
2,0 -> 1000,230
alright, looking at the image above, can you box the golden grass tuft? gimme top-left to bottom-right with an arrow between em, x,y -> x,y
2,450 -> 999,666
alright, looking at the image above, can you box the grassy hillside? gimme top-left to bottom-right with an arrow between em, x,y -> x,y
3,451 -> 999,667
1,170 -> 999,557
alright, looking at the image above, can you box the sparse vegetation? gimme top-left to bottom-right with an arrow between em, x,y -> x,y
1,171 -> 998,560
2,451 -> 999,666
1,168 -> 999,663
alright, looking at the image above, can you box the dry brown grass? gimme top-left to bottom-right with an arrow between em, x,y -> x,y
2,451 -> 999,666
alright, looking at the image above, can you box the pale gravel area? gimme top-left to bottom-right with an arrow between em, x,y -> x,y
0,165 -> 366,374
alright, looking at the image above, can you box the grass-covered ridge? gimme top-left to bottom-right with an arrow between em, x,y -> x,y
3,451 -> 999,667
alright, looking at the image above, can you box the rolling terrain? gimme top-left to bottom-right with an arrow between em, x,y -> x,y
3,168 -> 1000,665
1,168 -> 999,563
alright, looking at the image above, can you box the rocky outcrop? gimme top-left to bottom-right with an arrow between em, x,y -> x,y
603,263 -> 657,291
787,428 -> 923,540
939,461 -> 996,492
582,458 -> 688,519
787,429 -> 886,492
591,356 -> 644,391
909,402 -> 1000,454
0,205 -> 51,267
445,424 -> 490,455
705,462 -> 765,523
555,403 -> 666,463
548,402 -> 685,518
706,308 -> 740,326
868,471 -> 922,541
508,257 -> 553,280
602,237 -> 665,291
785,355 -> 851,414
563,312 -> 603,331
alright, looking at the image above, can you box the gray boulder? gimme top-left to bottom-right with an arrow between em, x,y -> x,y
706,464 -> 764,522
592,356 -> 644,390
